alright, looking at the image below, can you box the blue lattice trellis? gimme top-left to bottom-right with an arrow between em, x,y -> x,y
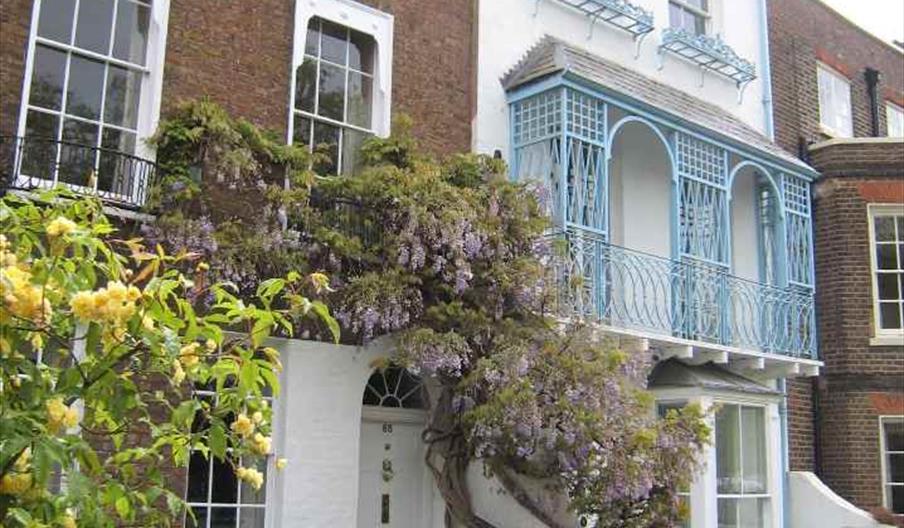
676,133 -> 729,265
782,173 -> 813,287
513,90 -> 562,146
566,89 -> 607,143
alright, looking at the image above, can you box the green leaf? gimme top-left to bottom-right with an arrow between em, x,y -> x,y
311,300 -> 340,343
210,423 -> 227,459
115,495 -> 131,519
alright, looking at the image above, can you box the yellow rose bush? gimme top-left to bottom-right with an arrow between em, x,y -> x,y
0,189 -> 338,527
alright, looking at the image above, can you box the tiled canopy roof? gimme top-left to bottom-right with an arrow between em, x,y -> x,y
502,36 -> 811,174
648,359 -> 779,395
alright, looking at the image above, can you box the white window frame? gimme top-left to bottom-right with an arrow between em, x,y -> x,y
287,0 -> 393,162
867,204 -> 904,338
184,387 -> 279,528
880,415 -> 904,515
16,0 -> 170,204
887,102 -> 904,138
652,388 -> 782,528
817,63 -> 853,138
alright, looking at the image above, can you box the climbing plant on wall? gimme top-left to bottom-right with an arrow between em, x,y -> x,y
145,100 -> 710,528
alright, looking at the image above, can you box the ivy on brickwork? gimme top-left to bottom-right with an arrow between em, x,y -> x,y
129,100 -> 709,527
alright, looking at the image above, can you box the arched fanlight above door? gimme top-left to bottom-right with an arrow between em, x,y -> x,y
362,367 -> 427,409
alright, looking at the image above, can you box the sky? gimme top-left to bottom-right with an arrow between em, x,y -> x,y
819,0 -> 904,45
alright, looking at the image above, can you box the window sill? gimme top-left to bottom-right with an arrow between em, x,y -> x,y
870,335 -> 904,347
818,123 -> 852,140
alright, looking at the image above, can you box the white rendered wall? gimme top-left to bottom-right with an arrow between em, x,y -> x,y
473,0 -> 769,156
788,472 -> 888,528
609,122 -> 672,257
730,167 -> 761,282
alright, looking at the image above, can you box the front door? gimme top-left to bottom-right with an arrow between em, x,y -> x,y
357,408 -> 430,528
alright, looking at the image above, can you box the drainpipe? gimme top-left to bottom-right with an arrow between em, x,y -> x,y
758,0 -> 775,140
778,377 -> 790,528
865,68 -> 882,137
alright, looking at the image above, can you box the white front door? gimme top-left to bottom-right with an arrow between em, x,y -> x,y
357,408 -> 431,528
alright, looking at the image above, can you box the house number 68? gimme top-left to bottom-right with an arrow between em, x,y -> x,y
382,423 -> 393,433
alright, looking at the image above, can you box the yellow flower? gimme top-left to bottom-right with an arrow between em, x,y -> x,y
172,359 -> 186,385
205,338 -> 217,352
46,398 -> 78,433
251,432 -> 272,455
0,472 -> 32,496
276,458 -> 288,471
2,265 -> 52,323
59,514 -> 77,528
252,411 -> 264,424
231,413 -> 255,438
46,216 -> 77,238
196,262 -> 210,272
179,342 -> 201,368
235,466 -> 264,490
70,291 -> 97,321
69,282 -> 138,324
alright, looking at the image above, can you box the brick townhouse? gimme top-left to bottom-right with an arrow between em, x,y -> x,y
768,0 -> 904,517
3,0 -> 900,526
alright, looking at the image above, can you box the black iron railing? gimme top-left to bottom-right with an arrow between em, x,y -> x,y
0,135 -> 157,209
308,192 -> 383,248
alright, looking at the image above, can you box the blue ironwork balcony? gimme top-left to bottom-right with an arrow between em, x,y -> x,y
544,0 -> 654,49
0,135 -> 157,209
551,228 -> 816,359
659,28 -> 756,91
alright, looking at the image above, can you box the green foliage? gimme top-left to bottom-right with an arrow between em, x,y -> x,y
0,188 -> 337,526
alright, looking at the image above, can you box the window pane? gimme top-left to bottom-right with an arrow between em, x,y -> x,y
66,55 -> 105,120
717,498 -> 738,528
716,405 -> 742,494
878,273 -> 901,301
113,0 -> 150,65
876,217 -> 897,241
890,454 -> 904,483
305,18 -> 320,56
29,45 -> 67,111
75,0 -> 115,54
210,457 -> 238,504
317,62 -> 345,121
346,72 -> 372,129
239,507 -> 266,528
209,508 -> 237,528
187,507 -> 208,528
23,111 -> 60,179
879,302 -> 902,329
898,217 -> 904,241
312,121 -> 339,175
892,486 -> 904,514
668,3 -> 683,30
348,29 -> 374,73
320,20 -> 347,65
741,406 -> 767,493
738,497 -> 767,528
60,118 -> 99,185
693,11 -> 706,35
295,60 -> 317,113
99,127 -> 136,193
38,0 -> 76,42
239,458 -> 266,504
104,64 -> 142,129
341,128 -> 368,176
187,451 -> 210,502
293,115 -> 312,147
877,244 -> 898,270
886,421 -> 904,451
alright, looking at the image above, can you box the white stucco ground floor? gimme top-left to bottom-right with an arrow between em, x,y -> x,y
238,336 -> 888,528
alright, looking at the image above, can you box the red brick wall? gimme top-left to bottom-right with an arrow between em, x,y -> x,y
0,0 -> 31,138
0,0 -> 474,157
161,0 -> 475,156
807,140 -> 904,510
768,0 -> 904,154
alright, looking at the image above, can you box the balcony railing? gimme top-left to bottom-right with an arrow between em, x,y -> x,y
551,228 -> 816,359
0,135 -> 157,209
